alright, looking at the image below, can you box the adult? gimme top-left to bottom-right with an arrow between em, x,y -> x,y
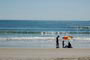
56,35 -> 60,48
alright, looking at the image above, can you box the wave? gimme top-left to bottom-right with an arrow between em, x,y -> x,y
73,37 -> 90,40
0,37 -> 55,40
0,37 -> 90,40
0,31 -> 90,35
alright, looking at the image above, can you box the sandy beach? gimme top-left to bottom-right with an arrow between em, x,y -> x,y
0,48 -> 90,60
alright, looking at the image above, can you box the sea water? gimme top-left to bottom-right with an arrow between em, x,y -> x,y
0,20 -> 90,48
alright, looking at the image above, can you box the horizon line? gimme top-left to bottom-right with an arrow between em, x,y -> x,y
0,19 -> 90,21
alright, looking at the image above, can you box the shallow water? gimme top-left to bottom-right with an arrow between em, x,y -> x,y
0,35 -> 90,48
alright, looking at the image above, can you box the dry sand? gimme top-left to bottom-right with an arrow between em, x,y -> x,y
0,48 -> 90,60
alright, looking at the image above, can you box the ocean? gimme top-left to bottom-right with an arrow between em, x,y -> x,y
0,20 -> 90,48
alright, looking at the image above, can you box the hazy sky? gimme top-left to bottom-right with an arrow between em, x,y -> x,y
0,0 -> 90,20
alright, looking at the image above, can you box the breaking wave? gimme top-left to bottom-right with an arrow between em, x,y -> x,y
0,36 -> 90,41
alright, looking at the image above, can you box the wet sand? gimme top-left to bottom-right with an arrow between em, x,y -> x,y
0,48 -> 90,60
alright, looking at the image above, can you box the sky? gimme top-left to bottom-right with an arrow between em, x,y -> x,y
0,0 -> 90,20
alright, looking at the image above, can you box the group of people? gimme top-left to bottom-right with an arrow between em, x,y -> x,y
56,35 -> 72,48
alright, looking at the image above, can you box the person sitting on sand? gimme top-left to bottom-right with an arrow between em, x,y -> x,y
64,41 -> 72,48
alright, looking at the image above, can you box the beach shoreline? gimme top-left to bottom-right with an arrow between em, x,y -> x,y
0,48 -> 90,60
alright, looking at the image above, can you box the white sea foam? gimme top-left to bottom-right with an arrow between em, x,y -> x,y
0,37 -> 90,41
0,37 -> 56,40
73,37 -> 90,40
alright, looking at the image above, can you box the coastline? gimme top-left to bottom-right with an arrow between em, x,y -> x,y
0,48 -> 90,60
